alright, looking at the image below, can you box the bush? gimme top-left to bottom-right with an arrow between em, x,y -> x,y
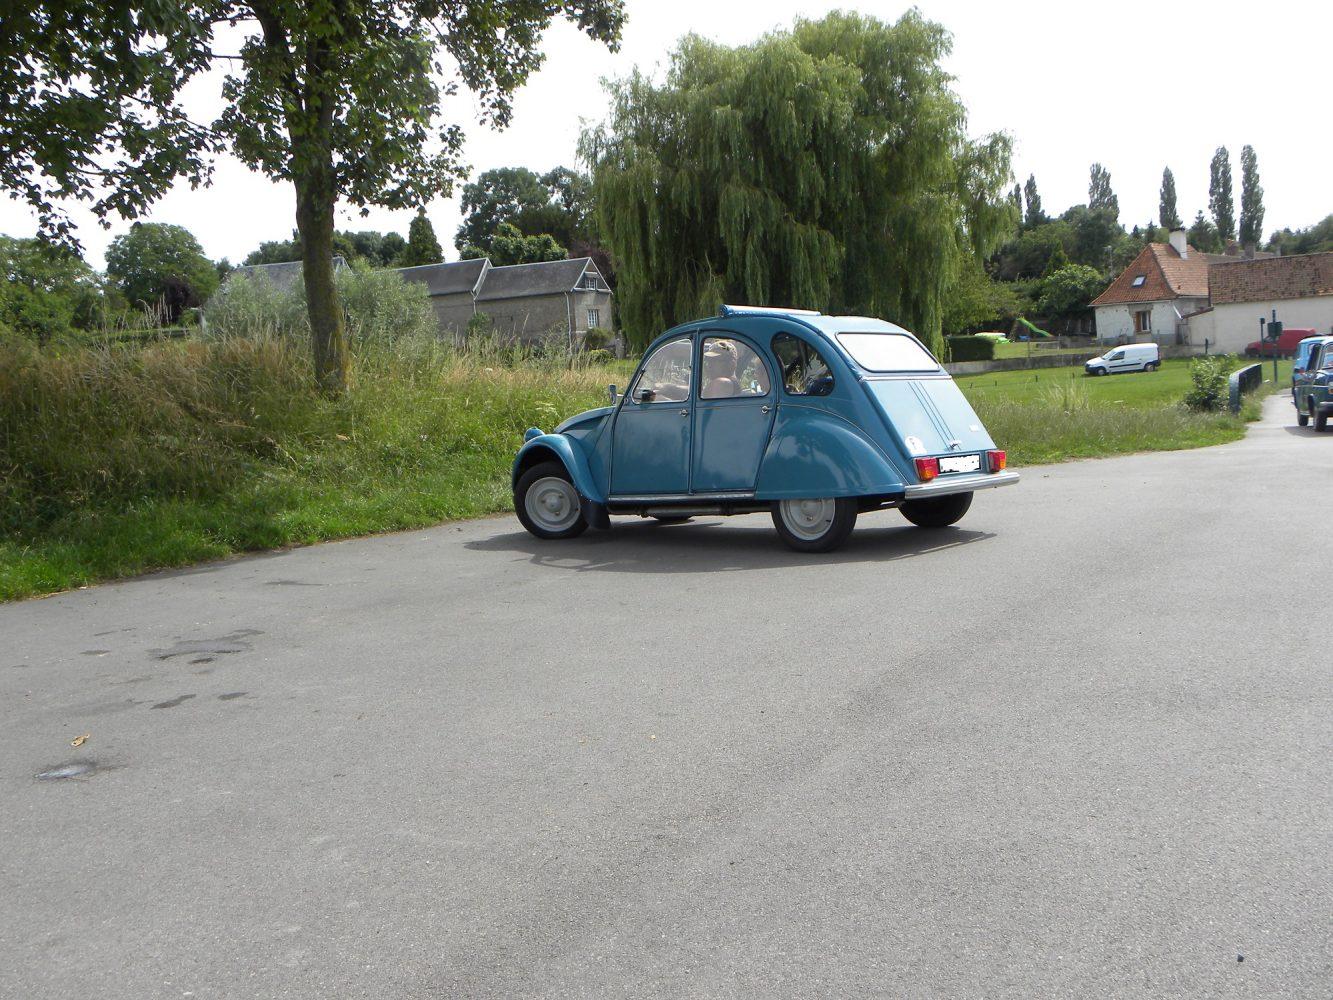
1184,356 -> 1235,411
586,348 -> 613,366
204,264 -> 437,346
583,326 -> 613,350
946,336 -> 996,363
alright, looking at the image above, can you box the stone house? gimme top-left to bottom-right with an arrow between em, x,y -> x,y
397,256 -> 613,344
1090,232 -> 1217,345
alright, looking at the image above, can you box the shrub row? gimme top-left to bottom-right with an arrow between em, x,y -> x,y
945,335 -> 997,363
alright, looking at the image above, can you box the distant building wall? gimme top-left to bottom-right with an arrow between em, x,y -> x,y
1195,297 -> 1333,353
1095,297 -> 1207,345
472,289 -> 615,343
428,293 -> 477,337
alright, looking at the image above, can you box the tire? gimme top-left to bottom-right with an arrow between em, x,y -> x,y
1145,361 -> 1159,372
514,461 -> 588,540
771,498 -> 858,553
1297,410 -> 1309,427
1317,409 -> 1329,433
1092,367 -> 1108,377
900,491 -> 974,529
651,516 -> 693,524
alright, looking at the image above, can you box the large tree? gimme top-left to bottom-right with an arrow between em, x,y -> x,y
1239,144 -> 1264,247
1088,163 -> 1118,221
1,2 -> 625,392
105,222 -> 219,319
461,221 -> 566,265
1159,167 -> 1181,230
1188,210 -> 1223,254
401,210 -> 443,266
1209,146 -> 1236,243
454,165 -> 594,254
1023,174 -> 1045,228
582,11 -> 1014,352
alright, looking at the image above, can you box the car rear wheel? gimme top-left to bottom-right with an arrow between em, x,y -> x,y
1145,361 -> 1160,372
900,491 -> 974,529
1297,410 -> 1309,427
771,498 -> 858,553
1316,409 -> 1329,433
515,461 -> 588,540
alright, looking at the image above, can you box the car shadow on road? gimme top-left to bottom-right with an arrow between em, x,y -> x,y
465,516 -> 995,574
1281,425 -> 1333,437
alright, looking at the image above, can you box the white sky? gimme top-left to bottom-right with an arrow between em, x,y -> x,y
3,0 -> 1327,269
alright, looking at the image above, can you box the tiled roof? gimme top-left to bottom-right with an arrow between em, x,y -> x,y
1208,253 -> 1333,305
475,258 -> 598,301
396,257 -> 489,296
1090,243 -> 1210,307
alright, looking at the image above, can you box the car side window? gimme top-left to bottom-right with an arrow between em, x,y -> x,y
701,337 -> 770,399
630,337 -> 692,403
1320,347 -> 1333,371
772,333 -> 834,396
1107,349 -> 1124,361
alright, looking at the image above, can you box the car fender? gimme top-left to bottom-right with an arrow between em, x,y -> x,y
756,403 -> 906,499
513,433 -> 605,504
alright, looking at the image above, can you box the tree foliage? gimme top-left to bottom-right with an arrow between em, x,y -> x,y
1239,145 -> 1264,247
1209,146 -> 1235,242
1159,167 -> 1181,230
0,236 -> 106,344
1023,174 -> 1045,228
244,229 -> 407,268
582,11 -> 1014,352
1088,163 -> 1118,221
455,165 -> 594,254
1188,210 -> 1223,254
461,222 -> 566,266
942,252 -> 1021,335
1036,264 -> 1106,317
402,211 -> 444,266
1266,214 -> 1333,256
1,1 -> 626,392
104,222 -> 218,320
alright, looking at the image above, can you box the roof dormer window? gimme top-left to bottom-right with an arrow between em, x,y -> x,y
1131,274 -> 1146,287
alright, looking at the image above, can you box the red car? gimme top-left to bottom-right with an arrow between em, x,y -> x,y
1246,327 -> 1316,358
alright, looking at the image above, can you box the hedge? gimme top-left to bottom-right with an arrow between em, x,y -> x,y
945,336 -> 997,363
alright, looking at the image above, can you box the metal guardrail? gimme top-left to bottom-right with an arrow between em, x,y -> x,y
1229,363 -> 1264,414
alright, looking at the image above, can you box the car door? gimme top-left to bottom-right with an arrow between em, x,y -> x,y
610,335 -> 694,495
1104,348 -> 1126,372
1293,342 -> 1314,404
691,334 -> 777,493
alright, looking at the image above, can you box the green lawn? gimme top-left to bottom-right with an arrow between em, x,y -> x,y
958,357 -> 1292,407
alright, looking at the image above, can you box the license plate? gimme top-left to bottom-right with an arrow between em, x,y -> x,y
938,453 -> 980,474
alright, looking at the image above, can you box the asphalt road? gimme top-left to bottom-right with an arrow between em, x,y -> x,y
2,395 -> 1330,999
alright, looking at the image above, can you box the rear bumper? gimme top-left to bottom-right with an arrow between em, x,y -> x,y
903,470 -> 1020,500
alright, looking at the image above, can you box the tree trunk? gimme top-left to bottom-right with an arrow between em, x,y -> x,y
295,173 -> 348,394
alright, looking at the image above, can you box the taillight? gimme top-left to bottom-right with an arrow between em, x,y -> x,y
914,456 -> 939,482
987,450 -> 1007,473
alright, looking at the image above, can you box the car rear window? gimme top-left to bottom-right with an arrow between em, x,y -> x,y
835,332 -> 939,372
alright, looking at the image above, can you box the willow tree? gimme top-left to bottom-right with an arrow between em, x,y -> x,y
580,11 -> 1014,353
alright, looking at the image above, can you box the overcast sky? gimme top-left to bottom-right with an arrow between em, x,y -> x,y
3,0 -> 1326,269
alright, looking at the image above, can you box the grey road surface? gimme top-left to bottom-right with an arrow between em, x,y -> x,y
2,395 -> 1330,999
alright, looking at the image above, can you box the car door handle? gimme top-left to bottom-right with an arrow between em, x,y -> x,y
680,409 -> 689,416
761,405 -> 771,413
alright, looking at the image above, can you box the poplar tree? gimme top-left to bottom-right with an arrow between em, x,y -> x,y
1239,145 -> 1265,247
582,11 -> 1014,353
1088,163 -> 1119,220
1209,147 -> 1236,242
1023,174 -> 1045,228
402,210 -> 443,267
1159,167 -> 1181,230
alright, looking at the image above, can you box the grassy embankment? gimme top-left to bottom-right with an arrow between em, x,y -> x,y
0,342 -> 1283,601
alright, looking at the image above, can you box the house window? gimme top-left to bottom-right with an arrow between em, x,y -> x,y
582,273 -> 599,290
1133,309 -> 1152,333
1131,274 -> 1146,287
587,308 -> 600,329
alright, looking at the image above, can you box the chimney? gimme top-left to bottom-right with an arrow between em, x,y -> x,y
1243,243 -> 1256,260
1169,229 -> 1188,258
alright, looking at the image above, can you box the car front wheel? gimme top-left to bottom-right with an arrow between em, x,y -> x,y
1317,408 -> 1329,433
515,460 -> 588,540
900,491 -> 974,528
1297,409 -> 1309,427
771,498 -> 858,553
1091,366 -> 1108,376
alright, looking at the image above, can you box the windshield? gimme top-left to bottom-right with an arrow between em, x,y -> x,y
835,332 -> 939,372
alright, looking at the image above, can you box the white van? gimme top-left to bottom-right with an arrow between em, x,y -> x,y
1085,343 -> 1160,376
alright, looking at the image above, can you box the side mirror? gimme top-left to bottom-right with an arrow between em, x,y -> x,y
608,384 -> 618,405
807,375 -> 835,397
637,387 -> 656,403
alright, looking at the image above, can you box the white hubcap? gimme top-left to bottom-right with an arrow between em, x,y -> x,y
526,477 -> 581,531
779,498 -> 836,540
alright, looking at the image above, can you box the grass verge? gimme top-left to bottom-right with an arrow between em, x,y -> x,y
0,342 -> 1281,601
